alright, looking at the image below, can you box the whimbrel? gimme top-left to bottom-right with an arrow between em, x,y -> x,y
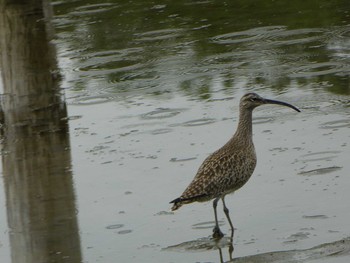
170,93 -> 300,238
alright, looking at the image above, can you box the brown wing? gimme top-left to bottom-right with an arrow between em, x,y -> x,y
171,144 -> 256,210
181,148 -> 255,199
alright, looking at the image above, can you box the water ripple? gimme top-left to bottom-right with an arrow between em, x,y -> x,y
134,28 -> 184,42
192,221 -> 224,229
302,215 -> 329,219
69,3 -> 118,16
253,116 -> 274,124
320,119 -> 350,129
118,230 -> 132,235
141,108 -> 184,120
170,157 -> 197,162
298,166 -> 342,176
284,231 -> 311,244
76,48 -> 144,76
150,128 -> 173,135
289,62 -> 345,78
71,95 -> 114,105
300,151 -> 340,162
211,26 -> 285,44
211,26 -> 324,48
270,28 -> 324,46
181,118 -> 216,127
106,224 -> 124,229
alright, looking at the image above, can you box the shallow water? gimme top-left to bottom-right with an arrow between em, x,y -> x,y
1,0 -> 350,262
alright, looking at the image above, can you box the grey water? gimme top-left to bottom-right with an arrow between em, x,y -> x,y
1,0 -> 350,262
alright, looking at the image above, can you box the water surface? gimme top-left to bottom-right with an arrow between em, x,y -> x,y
1,0 -> 350,262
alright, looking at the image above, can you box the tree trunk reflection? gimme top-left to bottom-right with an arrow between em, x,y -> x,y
0,1 -> 82,262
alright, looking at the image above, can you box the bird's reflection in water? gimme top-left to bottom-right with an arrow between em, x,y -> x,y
164,225 -> 234,263
218,229 -> 234,263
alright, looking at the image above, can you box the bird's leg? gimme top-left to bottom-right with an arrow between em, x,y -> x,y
222,196 -> 234,237
218,247 -> 224,263
212,197 -> 224,239
222,196 -> 234,260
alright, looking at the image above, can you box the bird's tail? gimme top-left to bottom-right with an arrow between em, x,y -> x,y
169,197 -> 183,211
170,194 -> 207,211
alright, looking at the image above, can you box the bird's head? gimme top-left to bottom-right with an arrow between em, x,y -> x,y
240,93 -> 300,112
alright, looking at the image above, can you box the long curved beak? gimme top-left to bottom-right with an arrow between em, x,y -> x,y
263,98 -> 301,112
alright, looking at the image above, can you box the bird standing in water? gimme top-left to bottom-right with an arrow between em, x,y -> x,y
170,93 -> 300,238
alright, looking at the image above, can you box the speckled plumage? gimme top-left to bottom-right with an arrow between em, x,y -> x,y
170,93 -> 300,238
172,137 -> 256,209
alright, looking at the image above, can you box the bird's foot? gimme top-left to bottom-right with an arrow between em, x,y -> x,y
212,226 -> 224,239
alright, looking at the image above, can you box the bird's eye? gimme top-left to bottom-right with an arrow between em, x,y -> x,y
250,98 -> 257,102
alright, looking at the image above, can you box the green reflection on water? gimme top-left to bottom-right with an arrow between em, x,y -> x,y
53,0 -> 350,100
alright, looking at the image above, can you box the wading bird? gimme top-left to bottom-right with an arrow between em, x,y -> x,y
170,93 -> 300,238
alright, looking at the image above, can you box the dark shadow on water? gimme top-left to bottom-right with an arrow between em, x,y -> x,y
164,229 -> 234,263
233,237 -> 350,263
164,235 -> 350,263
0,0 -> 81,262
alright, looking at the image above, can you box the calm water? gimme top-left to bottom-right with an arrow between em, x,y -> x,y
1,0 -> 350,262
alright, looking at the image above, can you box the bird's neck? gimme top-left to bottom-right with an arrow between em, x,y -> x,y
232,107 -> 253,144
